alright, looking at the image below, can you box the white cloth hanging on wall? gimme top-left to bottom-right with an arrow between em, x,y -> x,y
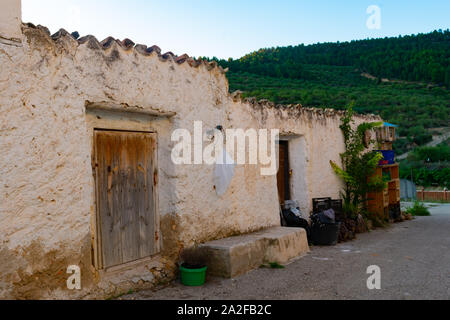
214,149 -> 235,196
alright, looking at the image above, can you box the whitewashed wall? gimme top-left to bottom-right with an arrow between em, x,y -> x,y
0,23 -> 381,299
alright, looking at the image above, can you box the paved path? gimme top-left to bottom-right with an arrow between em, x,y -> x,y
125,204 -> 450,300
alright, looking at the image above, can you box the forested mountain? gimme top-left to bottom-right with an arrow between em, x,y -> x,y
219,29 -> 450,87
210,30 -> 450,154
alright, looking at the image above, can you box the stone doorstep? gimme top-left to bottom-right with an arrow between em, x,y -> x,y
199,227 -> 310,278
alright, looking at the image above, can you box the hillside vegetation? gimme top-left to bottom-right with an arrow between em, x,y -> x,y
400,139 -> 450,188
211,30 -> 450,154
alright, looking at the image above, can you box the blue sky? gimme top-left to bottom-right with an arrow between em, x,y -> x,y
22,0 -> 450,59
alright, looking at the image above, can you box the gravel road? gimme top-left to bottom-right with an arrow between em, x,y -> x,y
125,203 -> 450,300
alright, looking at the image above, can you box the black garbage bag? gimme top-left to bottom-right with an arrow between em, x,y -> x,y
318,209 -> 336,224
282,208 -> 311,238
310,210 -> 340,246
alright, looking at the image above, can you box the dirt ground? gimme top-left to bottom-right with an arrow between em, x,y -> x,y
124,203 -> 450,300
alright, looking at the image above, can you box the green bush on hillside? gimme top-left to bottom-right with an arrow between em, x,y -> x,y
400,142 -> 450,188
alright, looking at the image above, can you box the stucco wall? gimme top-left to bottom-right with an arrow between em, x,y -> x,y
0,24 -> 381,299
226,96 -> 380,215
0,0 -> 21,43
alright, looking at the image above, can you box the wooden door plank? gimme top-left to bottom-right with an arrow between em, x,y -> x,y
120,133 -> 140,264
96,131 -> 123,268
147,135 -> 156,255
138,134 -> 155,258
109,133 -> 123,267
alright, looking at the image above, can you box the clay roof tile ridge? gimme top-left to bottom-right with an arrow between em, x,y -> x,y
100,36 -> 116,49
120,38 -> 135,50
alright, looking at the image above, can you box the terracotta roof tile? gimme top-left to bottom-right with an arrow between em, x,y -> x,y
134,44 -> 149,55
100,37 -> 116,49
51,28 -> 70,40
175,54 -> 189,64
147,45 -> 161,55
37,25 -> 51,36
22,23 -> 229,77
120,38 -> 135,50
161,52 -> 175,60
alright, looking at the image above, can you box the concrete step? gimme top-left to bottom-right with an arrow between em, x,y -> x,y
199,227 -> 309,278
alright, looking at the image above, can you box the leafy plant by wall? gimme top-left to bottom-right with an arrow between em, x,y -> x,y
330,105 -> 385,219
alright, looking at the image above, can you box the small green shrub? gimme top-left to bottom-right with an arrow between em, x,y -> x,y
269,262 -> 285,269
406,202 -> 431,216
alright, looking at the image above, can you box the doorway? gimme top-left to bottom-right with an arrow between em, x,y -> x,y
94,129 -> 158,269
277,140 -> 291,204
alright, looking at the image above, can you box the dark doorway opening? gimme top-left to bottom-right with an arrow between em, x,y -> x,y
277,140 -> 291,204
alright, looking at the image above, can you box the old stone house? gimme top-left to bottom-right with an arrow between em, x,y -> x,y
0,0 -> 381,299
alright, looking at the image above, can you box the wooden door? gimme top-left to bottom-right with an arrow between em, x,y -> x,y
94,130 -> 157,268
277,141 -> 291,204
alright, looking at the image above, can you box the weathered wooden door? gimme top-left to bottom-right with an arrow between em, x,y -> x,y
94,130 -> 157,269
277,141 -> 291,204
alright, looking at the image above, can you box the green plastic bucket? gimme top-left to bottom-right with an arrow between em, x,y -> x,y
180,265 -> 207,286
